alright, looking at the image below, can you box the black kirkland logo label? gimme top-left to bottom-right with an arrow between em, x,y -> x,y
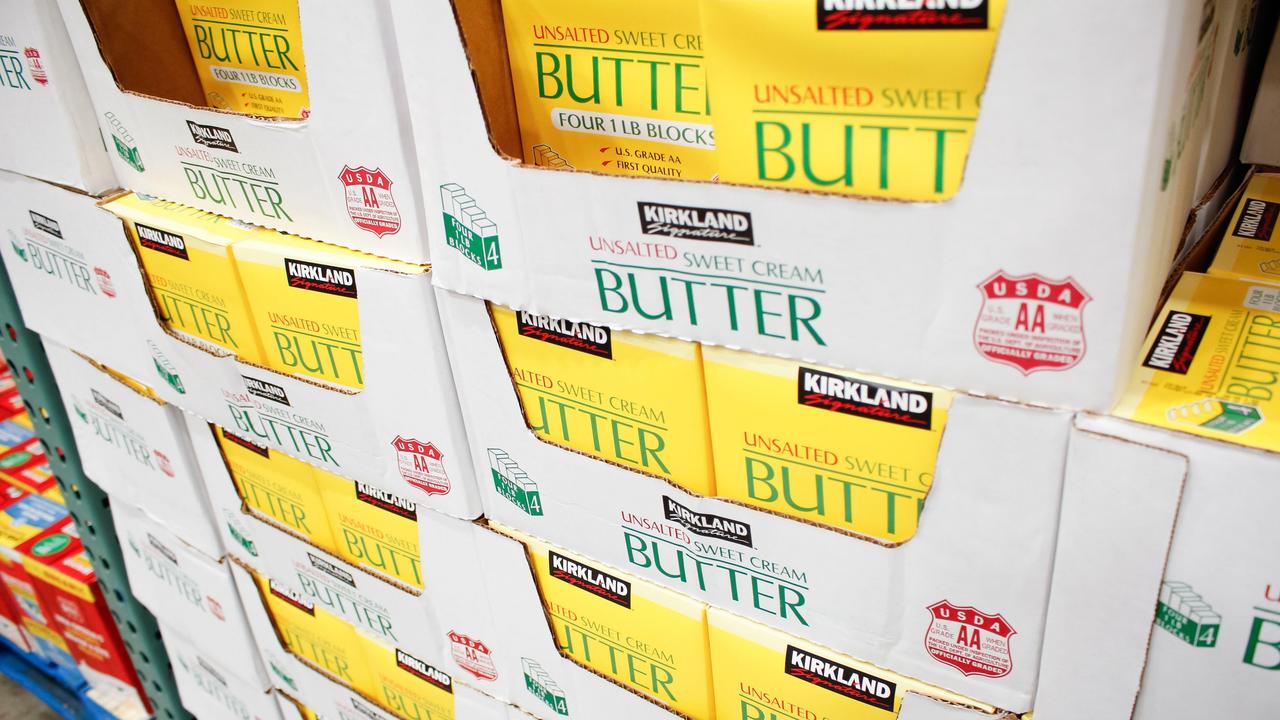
395,649 -> 453,693
516,311 -> 612,358
90,389 -> 124,420
798,367 -> 933,430
307,553 -> 357,587
637,202 -> 754,244
817,0 -> 988,30
549,551 -> 631,608
662,496 -> 753,547
135,223 -> 189,260
355,482 -> 417,520
285,258 -> 357,298
186,120 -> 239,152
1143,311 -> 1211,374
29,211 -> 61,238
268,581 -> 315,614
1233,197 -> 1279,241
222,430 -> 270,458
785,645 -> 896,710
146,533 -> 178,565
242,376 -> 290,405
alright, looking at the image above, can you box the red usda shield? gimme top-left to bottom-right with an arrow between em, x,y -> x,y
924,600 -> 1016,678
391,436 -> 450,496
339,165 -> 401,237
974,271 -> 1090,375
449,630 -> 498,681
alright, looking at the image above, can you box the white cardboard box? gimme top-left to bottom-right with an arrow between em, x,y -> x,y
1034,415 -> 1280,720
395,0 -> 1217,412
0,0 -> 114,192
110,498 -> 266,688
43,339 -> 223,558
1241,18 -> 1280,166
435,289 -> 1073,713
160,620 -> 283,720
52,0 -> 432,262
0,170 -> 480,519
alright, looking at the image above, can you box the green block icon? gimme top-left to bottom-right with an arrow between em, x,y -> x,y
1156,581 -> 1221,648
521,658 -> 568,716
112,134 -> 144,173
489,448 -> 543,517
1166,398 -> 1262,435
440,183 -> 501,270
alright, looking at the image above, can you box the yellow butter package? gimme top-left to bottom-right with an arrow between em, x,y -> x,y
500,0 -> 715,180
215,426 -> 336,551
1208,173 -> 1280,283
1115,272 -> 1280,452
490,305 -> 714,494
702,346 -> 949,542
314,470 -> 423,590
708,607 -> 995,720
700,0 -> 1005,200
233,232 -> 415,390
511,526 -> 713,718
173,0 -> 310,118
360,636 -> 457,720
105,193 -> 263,363
260,575 -> 376,693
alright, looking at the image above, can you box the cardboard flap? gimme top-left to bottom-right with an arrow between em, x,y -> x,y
1241,21 -> 1280,165
898,694 -> 1005,720
1033,423 -> 1187,720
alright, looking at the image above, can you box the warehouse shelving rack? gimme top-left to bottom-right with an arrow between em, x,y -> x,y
0,270 -> 192,720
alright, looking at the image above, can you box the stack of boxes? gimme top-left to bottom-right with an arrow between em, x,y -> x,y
0,0 -> 1276,719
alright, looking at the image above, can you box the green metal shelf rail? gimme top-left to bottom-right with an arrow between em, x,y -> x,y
0,270 -> 192,720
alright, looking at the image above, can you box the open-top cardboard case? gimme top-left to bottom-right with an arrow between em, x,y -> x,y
435,288 -> 1074,714
1034,415 -> 1280,720
51,0 -> 433,262
391,0 -> 1240,412
0,170 -> 480,519
0,0 -> 114,193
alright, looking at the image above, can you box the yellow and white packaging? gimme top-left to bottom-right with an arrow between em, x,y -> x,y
511,527 -> 712,719
360,636 -> 457,720
314,470 -> 423,590
500,0 -> 715,180
233,232 -> 418,390
105,193 -> 264,363
216,426 -> 336,550
703,347 -> 950,542
700,0 -> 1005,199
173,0 -> 311,118
1115,272 -> 1280,451
260,574 -> 376,694
708,607 -> 997,720
1208,172 -> 1280,283
491,305 -> 713,494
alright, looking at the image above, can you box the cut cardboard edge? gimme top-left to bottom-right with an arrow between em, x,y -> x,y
1032,417 -> 1188,720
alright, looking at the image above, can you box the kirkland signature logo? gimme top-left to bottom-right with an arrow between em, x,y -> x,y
135,223 -> 189,260
1233,197 -> 1278,241
186,121 -> 239,152
637,202 -> 753,244
285,258 -> 357,298
395,649 -> 453,692
549,551 -> 631,607
785,645 -> 896,710
797,367 -> 933,429
29,211 -> 61,238
242,376 -> 290,405
516,311 -> 612,358
662,496 -> 753,547
1142,311 -> 1211,374
817,0 -> 988,30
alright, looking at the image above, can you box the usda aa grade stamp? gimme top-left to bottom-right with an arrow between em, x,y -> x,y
924,600 -> 1015,678
974,271 -> 1090,375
